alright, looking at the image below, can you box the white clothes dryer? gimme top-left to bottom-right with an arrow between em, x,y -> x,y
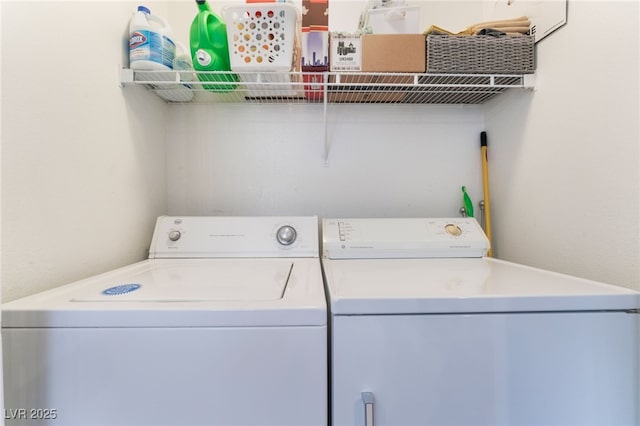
322,217 -> 639,426
3,216 -> 327,426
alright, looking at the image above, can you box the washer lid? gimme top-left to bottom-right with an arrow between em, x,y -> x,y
71,259 -> 291,302
2,258 -> 326,327
324,257 -> 639,315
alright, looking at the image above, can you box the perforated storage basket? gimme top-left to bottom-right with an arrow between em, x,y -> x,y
426,34 -> 535,74
224,3 -> 301,97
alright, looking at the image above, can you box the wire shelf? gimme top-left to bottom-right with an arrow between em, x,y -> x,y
121,69 -> 534,105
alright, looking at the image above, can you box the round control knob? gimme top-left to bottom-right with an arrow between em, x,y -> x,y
168,230 -> 182,242
276,225 -> 297,246
445,224 -> 463,237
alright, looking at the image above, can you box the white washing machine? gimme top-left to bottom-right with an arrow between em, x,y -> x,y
322,218 -> 639,426
3,216 -> 327,426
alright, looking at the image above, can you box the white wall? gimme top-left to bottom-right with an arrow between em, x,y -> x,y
485,0 -> 640,291
0,2 -> 4,417
167,103 -> 486,217
1,1 -> 169,302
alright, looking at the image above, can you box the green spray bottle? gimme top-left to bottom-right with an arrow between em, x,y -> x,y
190,0 -> 238,92
461,186 -> 474,218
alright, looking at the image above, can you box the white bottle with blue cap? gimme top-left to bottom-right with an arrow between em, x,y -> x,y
129,5 -> 175,70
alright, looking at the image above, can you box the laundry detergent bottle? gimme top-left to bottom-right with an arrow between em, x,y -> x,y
190,0 -> 238,92
129,5 -> 175,71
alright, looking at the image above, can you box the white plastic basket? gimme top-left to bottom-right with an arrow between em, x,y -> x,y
224,3 -> 299,72
224,3 -> 301,97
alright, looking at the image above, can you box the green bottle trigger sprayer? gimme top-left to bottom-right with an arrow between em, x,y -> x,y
462,186 -> 474,218
190,0 -> 238,92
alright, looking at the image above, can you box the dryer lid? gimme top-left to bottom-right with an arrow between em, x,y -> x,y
324,257 -> 639,315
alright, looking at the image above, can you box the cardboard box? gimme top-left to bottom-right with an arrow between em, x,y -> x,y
327,73 -> 411,103
302,27 -> 329,68
329,74 -> 413,84
329,33 -> 361,71
302,66 -> 328,101
327,91 -> 406,103
301,0 -> 329,71
302,0 -> 328,27
361,34 -> 426,72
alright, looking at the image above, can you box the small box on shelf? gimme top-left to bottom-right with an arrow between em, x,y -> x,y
361,34 -> 426,73
329,33 -> 362,72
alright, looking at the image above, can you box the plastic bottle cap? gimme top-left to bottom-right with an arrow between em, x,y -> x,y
137,5 -> 151,14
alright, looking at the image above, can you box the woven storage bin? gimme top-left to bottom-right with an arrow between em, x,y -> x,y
426,34 -> 535,74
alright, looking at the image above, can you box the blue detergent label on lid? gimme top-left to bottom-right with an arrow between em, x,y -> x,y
102,283 -> 142,296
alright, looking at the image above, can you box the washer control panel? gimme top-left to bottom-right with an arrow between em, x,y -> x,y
149,216 -> 318,258
323,218 -> 490,259
276,225 -> 297,246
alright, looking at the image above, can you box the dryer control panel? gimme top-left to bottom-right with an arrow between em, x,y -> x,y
322,218 -> 489,259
